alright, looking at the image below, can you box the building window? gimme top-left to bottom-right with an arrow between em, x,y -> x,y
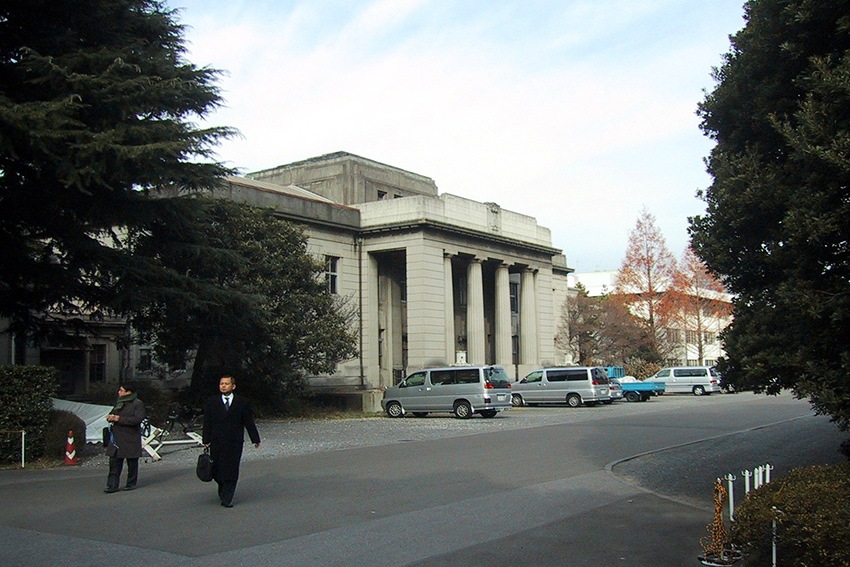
509,282 -> 519,313
686,330 -> 699,344
138,347 -> 153,372
703,332 -> 716,345
704,359 -> 717,367
325,256 -> 339,294
90,344 -> 106,382
687,359 -> 699,366
667,328 -> 681,343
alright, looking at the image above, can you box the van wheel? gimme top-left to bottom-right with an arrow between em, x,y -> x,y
386,401 -> 403,418
693,385 -> 706,396
453,401 -> 473,419
624,391 -> 641,403
480,409 -> 497,418
511,394 -> 524,407
566,394 -> 582,408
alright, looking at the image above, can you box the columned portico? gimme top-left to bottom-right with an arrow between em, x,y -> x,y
520,267 -> 538,364
444,253 -> 455,364
466,258 -> 485,364
494,263 -> 512,367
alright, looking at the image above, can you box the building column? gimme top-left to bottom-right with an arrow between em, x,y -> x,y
495,263 -> 512,367
444,253 -> 455,365
520,267 -> 538,365
466,258 -> 485,365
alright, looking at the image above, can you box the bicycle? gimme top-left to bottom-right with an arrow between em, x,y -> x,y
162,404 -> 204,435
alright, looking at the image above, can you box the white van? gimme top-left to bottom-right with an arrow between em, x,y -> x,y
381,365 -> 512,419
511,367 -> 611,407
651,366 -> 722,396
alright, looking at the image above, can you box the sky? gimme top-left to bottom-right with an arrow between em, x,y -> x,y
167,0 -> 747,272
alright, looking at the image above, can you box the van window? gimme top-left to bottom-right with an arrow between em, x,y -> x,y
548,370 -> 571,382
590,368 -> 610,383
404,372 -> 426,387
674,368 -> 707,377
523,370 -> 543,383
485,366 -> 510,388
455,368 -> 480,384
565,369 -> 588,381
656,369 -> 671,378
430,370 -> 455,385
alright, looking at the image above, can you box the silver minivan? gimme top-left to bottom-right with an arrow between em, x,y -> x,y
381,365 -> 512,419
511,367 -> 611,407
650,366 -> 722,396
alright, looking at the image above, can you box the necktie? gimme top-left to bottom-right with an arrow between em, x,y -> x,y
224,397 -> 230,409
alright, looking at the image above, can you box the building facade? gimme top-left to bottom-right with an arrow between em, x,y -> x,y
1,152 -> 574,408
235,152 -> 573,408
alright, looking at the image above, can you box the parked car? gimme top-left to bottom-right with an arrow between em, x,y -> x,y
511,367 -> 611,407
381,365 -> 512,419
649,366 -> 721,396
607,378 -> 624,402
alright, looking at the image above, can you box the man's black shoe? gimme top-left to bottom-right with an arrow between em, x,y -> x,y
104,487 -> 119,494
221,502 -> 233,508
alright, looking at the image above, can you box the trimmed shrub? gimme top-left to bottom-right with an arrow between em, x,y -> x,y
44,410 -> 87,460
730,462 -> 850,566
0,366 -> 56,463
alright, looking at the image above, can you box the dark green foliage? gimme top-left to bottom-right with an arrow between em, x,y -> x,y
132,197 -> 359,405
44,410 -> 86,460
0,0 -> 235,338
730,463 -> 850,566
0,366 -> 56,462
690,0 -> 850,429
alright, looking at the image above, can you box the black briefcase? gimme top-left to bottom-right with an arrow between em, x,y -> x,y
196,447 -> 213,482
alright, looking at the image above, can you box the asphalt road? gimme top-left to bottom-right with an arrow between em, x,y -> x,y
0,392 -> 846,566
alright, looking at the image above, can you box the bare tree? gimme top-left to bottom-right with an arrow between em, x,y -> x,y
557,284 -> 648,366
667,247 -> 732,365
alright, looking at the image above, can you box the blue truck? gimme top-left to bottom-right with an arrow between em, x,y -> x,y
604,367 -> 666,402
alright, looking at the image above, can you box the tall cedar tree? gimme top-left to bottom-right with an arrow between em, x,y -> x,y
615,209 -> 677,361
690,0 -> 850,428
0,0 -> 235,337
132,197 -> 358,404
668,247 -> 731,366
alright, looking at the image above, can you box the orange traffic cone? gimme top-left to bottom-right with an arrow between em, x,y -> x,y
64,429 -> 78,465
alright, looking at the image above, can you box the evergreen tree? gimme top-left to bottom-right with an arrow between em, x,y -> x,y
690,0 -> 850,428
0,0 -> 234,336
132,197 -> 358,404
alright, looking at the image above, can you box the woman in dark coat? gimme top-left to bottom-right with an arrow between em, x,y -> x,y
104,383 -> 146,493
202,375 -> 260,507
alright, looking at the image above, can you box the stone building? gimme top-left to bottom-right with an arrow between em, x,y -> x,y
222,152 -> 573,410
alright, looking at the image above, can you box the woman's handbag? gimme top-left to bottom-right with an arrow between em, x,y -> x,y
103,426 -> 118,457
196,447 -> 213,482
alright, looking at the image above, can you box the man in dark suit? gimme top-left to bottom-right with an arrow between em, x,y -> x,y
202,375 -> 261,507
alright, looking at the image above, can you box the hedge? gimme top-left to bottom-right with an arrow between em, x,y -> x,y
0,366 -> 56,463
730,462 -> 850,566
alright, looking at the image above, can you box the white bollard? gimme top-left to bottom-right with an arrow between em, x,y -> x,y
724,473 -> 736,522
765,464 -> 774,484
742,469 -> 753,494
